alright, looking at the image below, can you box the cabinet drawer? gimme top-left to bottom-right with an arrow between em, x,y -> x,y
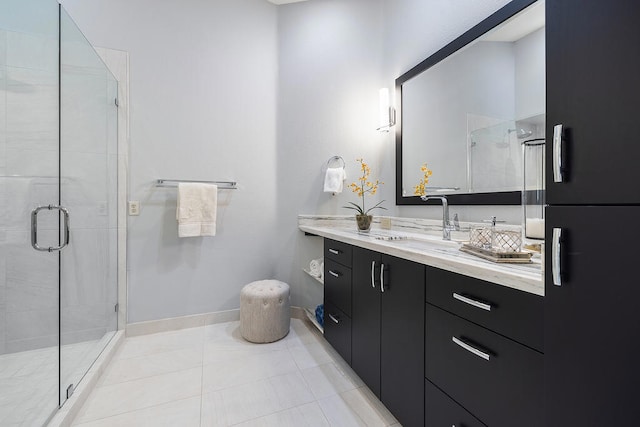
425,266 -> 543,352
324,302 -> 351,364
425,379 -> 486,427
324,259 -> 352,316
324,239 -> 352,267
425,304 -> 543,427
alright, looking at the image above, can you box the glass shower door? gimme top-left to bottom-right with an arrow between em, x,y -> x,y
59,8 -> 118,406
1,1 -> 119,422
0,0 -> 62,425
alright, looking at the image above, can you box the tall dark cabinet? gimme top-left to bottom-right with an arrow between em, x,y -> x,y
351,247 -> 425,427
546,0 -> 640,205
545,1 -> 640,425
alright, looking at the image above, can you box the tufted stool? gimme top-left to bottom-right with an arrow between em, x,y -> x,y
240,280 -> 290,343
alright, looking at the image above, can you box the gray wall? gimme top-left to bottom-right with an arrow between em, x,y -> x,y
62,0 -> 523,322
274,0 -> 385,316
515,27 -> 545,120
62,0 -> 279,323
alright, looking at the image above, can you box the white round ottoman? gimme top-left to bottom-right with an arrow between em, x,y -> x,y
240,280 -> 290,343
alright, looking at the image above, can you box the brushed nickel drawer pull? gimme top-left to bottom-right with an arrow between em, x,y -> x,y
552,228 -> 562,286
328,314 -> 340,324
328,270 -> 340,278
371,260 -> 376,288
453,293 -> 492,312
328,248 -> 340,255
553,124 -> 564,183
452,336 -> 490,361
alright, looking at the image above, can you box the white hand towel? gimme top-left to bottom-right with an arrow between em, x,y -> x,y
309,257 -> 324,277
319,261 -> 324,281
176,183 -> 217,237
324,167 -> 346,194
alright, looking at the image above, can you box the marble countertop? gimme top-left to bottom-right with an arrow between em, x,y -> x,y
299,216 -> 544,297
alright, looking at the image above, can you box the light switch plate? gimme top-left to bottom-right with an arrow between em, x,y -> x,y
128,201 -> 140,216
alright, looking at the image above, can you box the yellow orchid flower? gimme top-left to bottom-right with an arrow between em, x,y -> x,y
414,163 -> 433,196
343,158 -> 387,216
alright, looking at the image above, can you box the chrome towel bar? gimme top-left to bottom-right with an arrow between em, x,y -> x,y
156,179 -> 237,189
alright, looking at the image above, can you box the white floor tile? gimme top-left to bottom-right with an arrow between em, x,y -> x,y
317,393 -> 368,427
201,371 -> 314,426
301,362 -> 360,400
233,402 -> 329,427
74,367 -> 202,424
63,318 -> 400,427
288,340 -> 336,370
340,387 -> 398,427
72,396 -> 201,427
281,319 -> 323,349
0,338 -> 107,426
116,327 -> 205,360
98,347 -> 203,386
202,349 -> 298,393
317,387 -> 399,427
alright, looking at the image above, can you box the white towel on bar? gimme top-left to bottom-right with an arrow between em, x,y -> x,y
323,167 -> 346,194
176,183 -> 218,237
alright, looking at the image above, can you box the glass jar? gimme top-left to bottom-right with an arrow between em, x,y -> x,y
522,139 -> 545,240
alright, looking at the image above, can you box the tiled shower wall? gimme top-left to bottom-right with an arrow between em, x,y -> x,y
0,23 -> 121,355
0,26 -> 60,355
59,8 -> 119,356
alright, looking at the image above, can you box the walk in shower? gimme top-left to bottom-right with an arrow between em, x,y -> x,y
0,0 -> 119,425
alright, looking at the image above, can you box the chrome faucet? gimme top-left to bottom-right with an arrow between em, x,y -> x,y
421,195 -> 454,240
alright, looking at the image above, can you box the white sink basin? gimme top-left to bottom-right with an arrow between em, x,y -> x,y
343,229 -> 463,250
392,235 -> 462,250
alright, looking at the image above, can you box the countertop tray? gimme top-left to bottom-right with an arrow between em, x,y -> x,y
460,244 -> 533,264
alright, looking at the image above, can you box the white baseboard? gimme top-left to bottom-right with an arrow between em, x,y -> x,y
126,306 -> 307,337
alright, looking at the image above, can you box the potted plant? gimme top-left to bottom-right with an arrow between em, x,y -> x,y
344,158 -> 386,232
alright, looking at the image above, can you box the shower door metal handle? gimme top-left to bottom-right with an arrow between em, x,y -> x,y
31,205 -> 70,252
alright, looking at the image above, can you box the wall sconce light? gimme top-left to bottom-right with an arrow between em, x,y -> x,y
377,87 -> 396,132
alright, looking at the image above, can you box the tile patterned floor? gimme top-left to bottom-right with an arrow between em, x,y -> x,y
0,334 -> 114,427
71,319 -> 400,426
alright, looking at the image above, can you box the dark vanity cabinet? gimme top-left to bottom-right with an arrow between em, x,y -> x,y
544,207 -> 640,425
323,239 -> 353,364
351,247 -> 425,427
425,267 -> 544,427
545,1 -> 640,425
546,0 -> 640,205
323,240 -> 425,427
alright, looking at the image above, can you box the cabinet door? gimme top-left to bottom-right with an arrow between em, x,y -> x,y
546,0 -> 640,204
545,206 -> 640,425
380,255 -> 425,427
351,247 -> 382,398
324,258 -> 352,317
426,304 -> 543,427
425,379 -> 486,427
323,302 -> 351,365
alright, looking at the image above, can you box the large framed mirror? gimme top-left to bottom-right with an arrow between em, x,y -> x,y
396,0 -> 545,205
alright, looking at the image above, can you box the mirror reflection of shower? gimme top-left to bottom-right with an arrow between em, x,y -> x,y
467,114 -> 545,193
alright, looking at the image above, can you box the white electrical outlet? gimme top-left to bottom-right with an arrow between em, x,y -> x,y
128,201 -> 140,216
